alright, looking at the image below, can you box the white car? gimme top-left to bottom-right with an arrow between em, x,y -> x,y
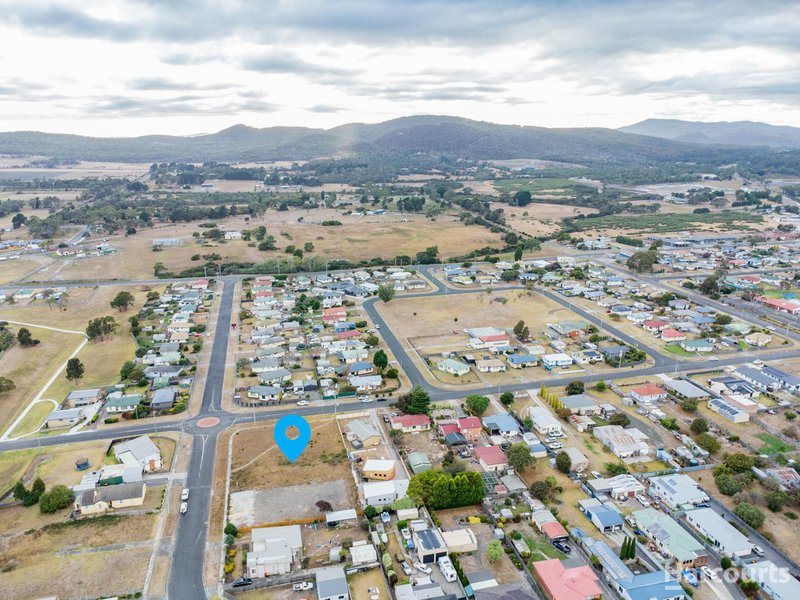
296,400 -> 310,406
591,471 -> 603,479
636,495 -> 651,507
181,489 -> 189,501
708,356 -> 719,361
360,397 -> 373,403
292,582 -> 314,591
414,562 -> 432,575
400,562 -> 412,576
548,442 -> 563,450
701,566 -> 717,580
400,528 -> 411,540
752,545 -> 765,557
375,324 -> 381,329
180,502 -> 188,514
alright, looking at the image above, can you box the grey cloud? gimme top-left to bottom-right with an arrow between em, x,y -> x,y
127,77 -> 235,91
89,94 -> 279,117
308,104 -> 345,113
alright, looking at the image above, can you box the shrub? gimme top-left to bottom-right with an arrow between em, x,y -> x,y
39,485 -> 74,514
224,522 -> 238,536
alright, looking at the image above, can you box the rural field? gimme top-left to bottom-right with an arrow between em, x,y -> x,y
492,202 -> 598,236
0,286 -> 151,436
377,289 -> 576,341
21,208 -> 504,283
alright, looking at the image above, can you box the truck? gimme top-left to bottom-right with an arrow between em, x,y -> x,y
293,581 -> 314,591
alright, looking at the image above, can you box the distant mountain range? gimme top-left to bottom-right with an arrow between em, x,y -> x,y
620,118 -> 800,149
0,115 -> 735,165
0,115 -> 798,168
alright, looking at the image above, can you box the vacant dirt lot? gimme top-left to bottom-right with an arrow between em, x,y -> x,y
230,415 -> 354,492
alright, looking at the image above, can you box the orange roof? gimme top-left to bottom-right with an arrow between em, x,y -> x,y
541,521 -> 568,540
473,446 -> 507,466
631,384 -> 665,397
533,559 -> 601,600
457,416 -> 482,430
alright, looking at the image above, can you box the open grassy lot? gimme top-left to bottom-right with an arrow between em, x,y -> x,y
491,202 -> 598,236
377,289 -> 576,341
26,209 -> 504,282
493,178 -> 595,197
0,513 -> 156,600
0,286 -> 148,435
566,210 -> 764,233
0,254 -> 55,285
349,568 -> 389,600
756,433 -> 794,455
0,327 -> 78,437
230,416 -> 351,493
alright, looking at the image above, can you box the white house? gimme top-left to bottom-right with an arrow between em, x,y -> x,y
648,474 -> 709,510
438,358 -> 470,376
541,353 -> 574,369
114,435 -> 163,473
527,407 -> 563,436
685,508 -> 752,557
247,525 -> 303,577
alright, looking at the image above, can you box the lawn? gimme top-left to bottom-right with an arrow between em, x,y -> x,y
493,178 -> 594,196
756,433 -> 794,455
0,327 -> 79,437
664,345 -> 696,357
522,534 -> 567,561
8,400 -> 56,438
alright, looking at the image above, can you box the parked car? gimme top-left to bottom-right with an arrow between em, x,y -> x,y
360,396 -> 374,403
380,511 -> 391,523
753,546 -> 765,557
636,495 -> 651,507
414,562 -> 432,575
401,562 -> 412,576
591,471 -> 603,479
548,442 -> 563,450
377,397 -> 388,402
400,528 -> 411,540
181,489 -> 189,501
232,577 -> 253,588
701,566 -> 717,580
296,400 -> 310,406
293,581 -> 314,591
180,502 -> 188,514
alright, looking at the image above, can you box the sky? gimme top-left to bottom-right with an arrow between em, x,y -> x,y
1,0 -> 799,137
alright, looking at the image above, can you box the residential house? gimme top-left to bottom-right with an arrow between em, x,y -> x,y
563,447 -> 589,472
391,414 -> 431,433
708,398 -> 750,423
661,328 -> 687,343
346,419 -> 381,447
456,416 -> 483,441
482,414 -> 521,436
104,393 -> 142,414
348,374 -> 382,391
745,332 -> 772,347
474,446 -> 508,472
648,474 -> 709,510
65,388 -> 102,408
586,474 -> 644,499
349,540 -> 378,566
476,358 -> 506,373
541,353 -> 574,369
593,425 -> 651,459
578,498 -> 624,533
507,353 -> 537,368
362,459 -> 396,480
247,525 -> 303,577
680,339 -> 714,353
150,387 -> 175,411
629,384 -> 667,403
438,358 -> 471,376
580,537 -> 686,600
633,509 -> 707,568
413,527 -> 448,564
407,452 -> 432,474
527,407 -> 563,436
363,479 -> 410,506
532,559 -> 601,600
247,385 -> 280,402
685,508 -> 752,557
743,561 -> 800,600
663,379 -> 710,400
560,394 -> 601,416
75,481 -> 147,515
114,435 -> 163,473
45,407 -> 84,429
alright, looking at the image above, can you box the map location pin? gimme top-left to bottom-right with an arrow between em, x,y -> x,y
274,414 -> 311,463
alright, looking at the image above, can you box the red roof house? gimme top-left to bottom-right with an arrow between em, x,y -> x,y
533,559 -> 601,600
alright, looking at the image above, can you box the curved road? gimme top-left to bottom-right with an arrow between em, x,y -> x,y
1,267 -> 798,598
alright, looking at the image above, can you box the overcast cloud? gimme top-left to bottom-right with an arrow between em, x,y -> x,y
0,0 -> 798,136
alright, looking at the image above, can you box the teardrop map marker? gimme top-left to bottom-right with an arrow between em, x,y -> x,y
274,414 -> 311,463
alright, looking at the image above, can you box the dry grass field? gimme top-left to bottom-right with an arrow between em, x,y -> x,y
23,209 -> 504,282
0,286 -> 151,435
377,289 -> 576,340
229,416 -> 351,493
0,327 -> 78,436
0,254 -> 54,285
492,202 -> 599,236
0,513 -> 157,599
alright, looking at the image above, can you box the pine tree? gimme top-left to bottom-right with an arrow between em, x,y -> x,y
628,537 -> 636,559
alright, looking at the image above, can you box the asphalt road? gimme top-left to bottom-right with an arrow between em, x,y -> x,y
2,264 -> 799,598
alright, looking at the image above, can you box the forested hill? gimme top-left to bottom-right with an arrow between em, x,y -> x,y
620,118 -> 800,149
0,115 -> 758,165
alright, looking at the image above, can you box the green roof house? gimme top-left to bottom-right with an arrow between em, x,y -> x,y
407,452 -> 432,474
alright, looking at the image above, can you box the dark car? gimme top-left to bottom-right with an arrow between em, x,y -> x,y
376,397 -> 388,402
232,577 -> 253,588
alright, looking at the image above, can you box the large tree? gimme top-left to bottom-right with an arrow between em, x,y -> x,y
555,451 -> 572,474
16,327 -> 40,347
86,316 -> 118,341
378,283 -> 396,303
400,385 -> 430,415
507,443 -> 533,473
465,394 -> 490,416
373,349 -> 388,372
110,291 -> 135,312
486,540 -> 504,562
407,469 -> 484,510
65,358 -> 85,382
